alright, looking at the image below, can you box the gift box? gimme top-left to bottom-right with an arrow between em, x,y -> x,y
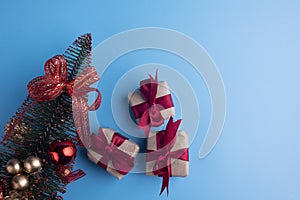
146,117 -> 189,195
87,128 -> 140,180
128,71 -> 175,135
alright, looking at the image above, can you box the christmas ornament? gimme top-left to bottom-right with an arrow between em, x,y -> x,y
23,156 -> 42,173
49,139 -> 77,166
11,174 -> 29,190
6,159 -> 22,175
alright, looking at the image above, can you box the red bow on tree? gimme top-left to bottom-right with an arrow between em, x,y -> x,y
28,55 -> 101,146
4,55 -> 102,147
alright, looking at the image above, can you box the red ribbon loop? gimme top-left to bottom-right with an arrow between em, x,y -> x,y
69,65 -> 102,111
90,128 -> 135,175
138,70 -> 165,136
147,117 -> 189,196
28,55 -> 69,101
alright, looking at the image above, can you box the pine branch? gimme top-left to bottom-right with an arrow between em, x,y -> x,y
0,34 -> 93,200
64,33 -> 92,81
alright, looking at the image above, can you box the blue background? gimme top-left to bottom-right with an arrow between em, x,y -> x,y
0,1 -> 300,200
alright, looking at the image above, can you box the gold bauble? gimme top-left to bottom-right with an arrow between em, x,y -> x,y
24,156 -> 42,173
11,174 -> 29,190
6,159 -> 22,175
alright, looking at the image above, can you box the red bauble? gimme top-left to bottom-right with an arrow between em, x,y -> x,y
49,139 -> 77,166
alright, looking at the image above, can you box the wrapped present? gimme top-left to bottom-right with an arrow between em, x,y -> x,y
87,128 -> 140,180
146,117 -> 189,195
128,70 -> 175,136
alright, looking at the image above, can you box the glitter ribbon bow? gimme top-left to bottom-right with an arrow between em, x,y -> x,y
4,55 -> 102,146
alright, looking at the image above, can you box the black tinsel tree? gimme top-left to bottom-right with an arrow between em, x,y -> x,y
0,34 -> 93,200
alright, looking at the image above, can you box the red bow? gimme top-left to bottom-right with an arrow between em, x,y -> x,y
27,55 -> 101,146
3,55 -> 102,146
147,117 -> 189,196
90,128 -> 135,176
28,55 -> 71,101
137,70 -> 164,136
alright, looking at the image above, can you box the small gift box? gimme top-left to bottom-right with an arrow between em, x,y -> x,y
87,128 -> 140,180
128,71 -> 175,135
146,117 -> 189,195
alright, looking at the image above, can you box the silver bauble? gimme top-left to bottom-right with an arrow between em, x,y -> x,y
23,156 -> 42,173
11,174 -> 29,190
6,159 -> 22,174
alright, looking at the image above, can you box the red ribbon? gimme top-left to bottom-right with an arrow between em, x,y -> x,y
131,70 -> 174,136
3,55 -> 102,146
56,167 -> 86,184
0,185 -> 2,200
90,128 -> 135,175
146,117 -> 189,196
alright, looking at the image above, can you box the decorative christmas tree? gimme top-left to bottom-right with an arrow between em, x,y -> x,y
0,34 -> 100,200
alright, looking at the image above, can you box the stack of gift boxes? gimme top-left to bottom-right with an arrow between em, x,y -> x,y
87,70 -> 189,195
